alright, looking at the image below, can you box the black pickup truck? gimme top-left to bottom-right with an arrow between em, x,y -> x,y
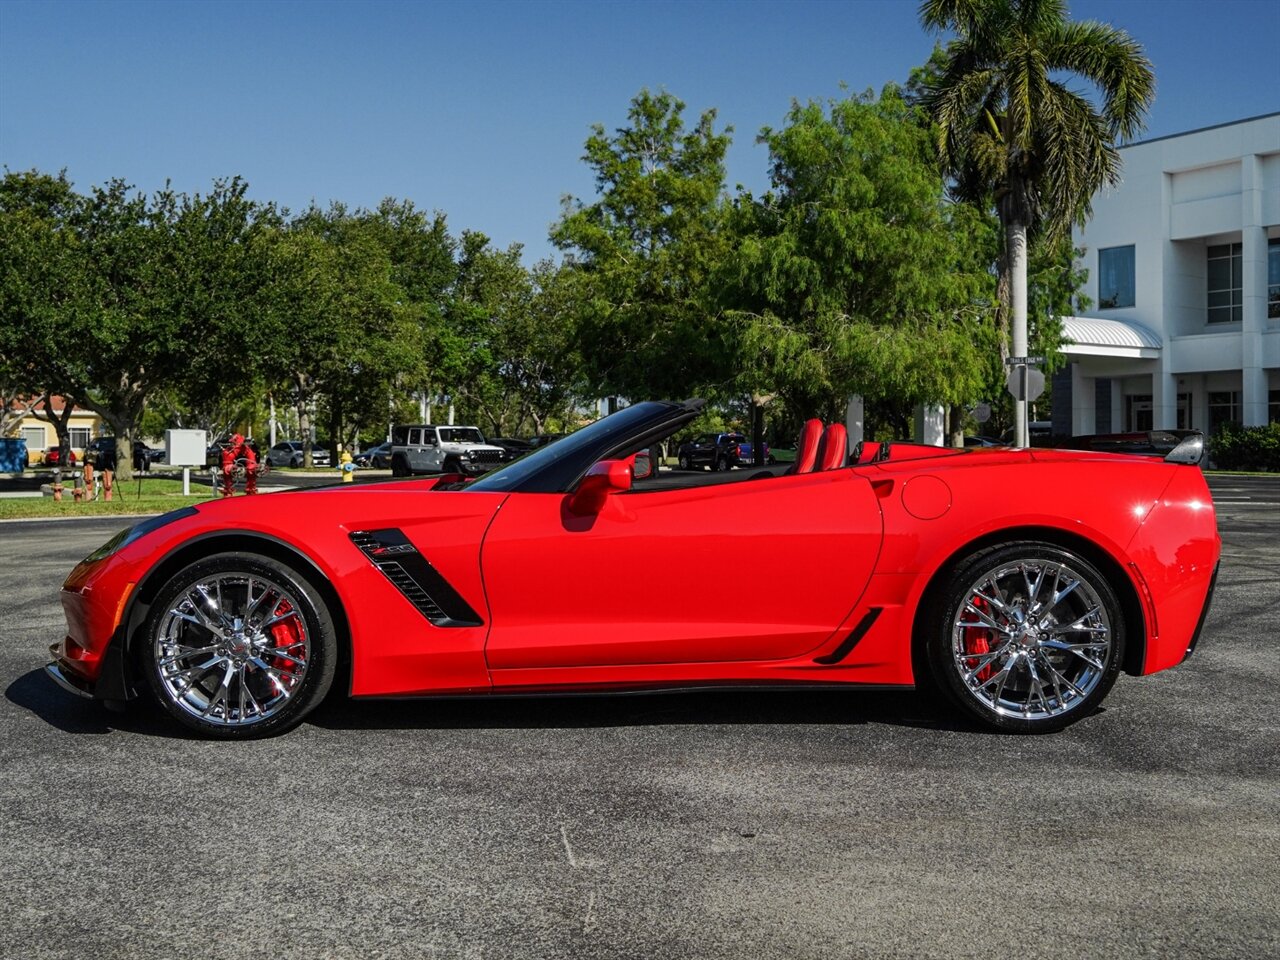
676,432 -> 772,471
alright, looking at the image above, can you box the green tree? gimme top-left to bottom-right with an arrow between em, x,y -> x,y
444,233 -> 585,435
721,86 -> 998,431
295,200 -> 457,429
253,218 -> 413,465
140,178 -> 280,457
552,89 -> 734,401
919,0 -> 1155,444
1,173 -> 276,480
0,170 -> 87,464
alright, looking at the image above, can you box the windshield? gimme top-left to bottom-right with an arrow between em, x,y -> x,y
439,428 -> 484,444
466,404 -> 655,492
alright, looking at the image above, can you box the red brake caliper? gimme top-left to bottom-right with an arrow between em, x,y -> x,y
268,601 -> 305,673
966,596 -> 995,684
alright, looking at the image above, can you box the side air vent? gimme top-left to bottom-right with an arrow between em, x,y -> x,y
813,608 -> 882,665
349,529 -> 484,627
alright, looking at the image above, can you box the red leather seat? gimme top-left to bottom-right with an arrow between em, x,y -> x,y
815,423 -> 848,470
788,419 -> 824,474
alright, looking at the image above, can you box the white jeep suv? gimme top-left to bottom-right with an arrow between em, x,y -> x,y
389,424 -> 505,477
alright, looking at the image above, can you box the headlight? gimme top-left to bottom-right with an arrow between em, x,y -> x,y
83,507 -> 198,563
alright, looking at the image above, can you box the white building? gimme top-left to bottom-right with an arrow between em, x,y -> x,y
1056,112 -> 1280,437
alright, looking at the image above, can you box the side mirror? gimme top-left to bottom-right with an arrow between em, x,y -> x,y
632,451 -> 653,481
570,459 -> 632,512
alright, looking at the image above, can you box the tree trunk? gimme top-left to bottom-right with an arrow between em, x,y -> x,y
947,404 -> 966,448
297,401 -> 312,467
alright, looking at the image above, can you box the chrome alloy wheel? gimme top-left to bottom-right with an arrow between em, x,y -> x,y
950,557 -> 1112,722
154,572 -> 311,727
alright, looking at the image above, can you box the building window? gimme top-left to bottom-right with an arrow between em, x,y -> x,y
1269,238 -> 1279,320
1098,245 -> 1135,309
22,426 -> 46,452
1208,391 -> 1241,434
1207,243 -> 1242,324
1127,395 -> 1152,431
69,427 -> 92,449
1270,389 -> 1280,424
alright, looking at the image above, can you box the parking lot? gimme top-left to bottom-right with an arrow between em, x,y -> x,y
1,479 -> 1277,959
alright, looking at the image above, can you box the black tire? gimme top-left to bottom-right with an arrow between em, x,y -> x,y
678,454 -> 691,471
924,541 -> 1124,734
391,454 -> 409,477
713,455 -> 729,472
139,553 -> 338,739
443,456 -> 461,474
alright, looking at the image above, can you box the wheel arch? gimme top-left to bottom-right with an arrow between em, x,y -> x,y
909,525 -> 1147,679
111,531 -> 353,699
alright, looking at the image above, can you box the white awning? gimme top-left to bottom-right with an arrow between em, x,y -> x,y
1060,316 -> 1162,359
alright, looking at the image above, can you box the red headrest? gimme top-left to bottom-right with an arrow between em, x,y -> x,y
817,423 -> 848,470
790,419 -> 824,474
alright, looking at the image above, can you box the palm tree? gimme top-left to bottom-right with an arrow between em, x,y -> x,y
919,0 -> 1155,446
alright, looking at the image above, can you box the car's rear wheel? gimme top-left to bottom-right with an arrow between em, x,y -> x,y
678,454 -> 691,471
391,454 -> 408,477
140,553 -> 337,739
713,455 -> 729,471
926,542 -> 1124,734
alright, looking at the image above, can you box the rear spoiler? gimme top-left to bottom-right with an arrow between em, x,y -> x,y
1165,433 -> 1205,465
1054,429 -> 1205,464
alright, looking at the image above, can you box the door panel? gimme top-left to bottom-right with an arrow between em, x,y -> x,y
481,471 -> 883,670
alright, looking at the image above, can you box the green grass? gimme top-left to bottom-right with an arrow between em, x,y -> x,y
0,476 -> 214,520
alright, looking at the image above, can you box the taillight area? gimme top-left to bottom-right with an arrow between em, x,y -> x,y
736,444 -> 745,458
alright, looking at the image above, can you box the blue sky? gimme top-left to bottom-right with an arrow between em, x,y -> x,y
2,0 -> 1277,262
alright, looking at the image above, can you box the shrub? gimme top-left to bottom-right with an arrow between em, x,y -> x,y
1209,422 -> 1280,471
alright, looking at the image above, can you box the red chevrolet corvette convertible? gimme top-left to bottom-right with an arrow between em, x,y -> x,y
47,400 -> 1220,739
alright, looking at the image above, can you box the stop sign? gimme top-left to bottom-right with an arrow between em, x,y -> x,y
1006,366 -> 1045,402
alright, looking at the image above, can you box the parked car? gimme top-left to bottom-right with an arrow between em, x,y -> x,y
265,440 -> 330,468
354,442 -> 393,468
489,437 -> 534,461
44,446 -> 76,467
46,398 -> 1219,739
389,424 -> 505,477
964,436 -> 1001,447
86,437 -> 164,469
676,432 -> 772,471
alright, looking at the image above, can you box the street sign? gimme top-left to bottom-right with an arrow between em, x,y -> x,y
1006,366 -> 1045,402
1004,356 -> 1045,366
972,402 -> 992,424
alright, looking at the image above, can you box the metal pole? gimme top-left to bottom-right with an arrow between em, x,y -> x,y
1010,224 -> 1029,448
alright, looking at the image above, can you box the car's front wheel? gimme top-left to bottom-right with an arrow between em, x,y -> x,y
678,454 -> 691,470
925,542 -> 1124,733
140,553 -> 338,739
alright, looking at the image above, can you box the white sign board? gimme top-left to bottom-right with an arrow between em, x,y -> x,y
165,429 -> 207,468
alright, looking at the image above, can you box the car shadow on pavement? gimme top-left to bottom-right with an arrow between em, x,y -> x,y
304,686 -> 992,735
8,667 -> 1004,737
5,668 -> 183,738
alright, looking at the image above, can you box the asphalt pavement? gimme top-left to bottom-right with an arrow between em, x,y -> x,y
0,486 -> 1277,959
